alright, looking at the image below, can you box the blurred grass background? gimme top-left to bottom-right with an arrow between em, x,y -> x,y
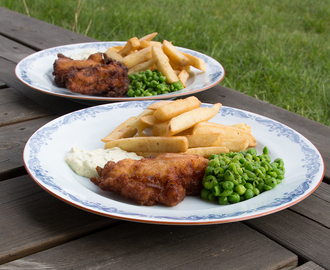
1,0 -> 329,126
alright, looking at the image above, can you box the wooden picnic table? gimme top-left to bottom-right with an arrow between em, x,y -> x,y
0,7 -> 329,270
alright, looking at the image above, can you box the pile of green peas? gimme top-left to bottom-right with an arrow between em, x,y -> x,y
127,69 -> 184,97
201,146 -> 285,205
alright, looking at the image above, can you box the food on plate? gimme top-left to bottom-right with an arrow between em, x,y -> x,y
153,96 -> 201,121
90,153 -> 209,206
53,53 -> 130,96
192,121 -> 257,147
104,136 -> 189,153
65,147 -> 143,178
53,32 -> 208,97
201,147 -> 285,205
127,69 -> 184,97
100,96 -> 256,158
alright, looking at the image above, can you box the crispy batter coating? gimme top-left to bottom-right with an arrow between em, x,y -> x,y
52,53 -> 130,97
90,153 -> 209,207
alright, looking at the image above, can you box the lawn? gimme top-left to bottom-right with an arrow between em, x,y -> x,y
1,0 -> 329,126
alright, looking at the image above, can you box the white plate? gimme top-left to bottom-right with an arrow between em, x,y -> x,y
15,42 -> 225,102
23,101 -> 324,225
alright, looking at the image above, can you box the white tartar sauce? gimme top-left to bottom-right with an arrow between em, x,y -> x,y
70,48 -> 100,60
65,147 -> 143,178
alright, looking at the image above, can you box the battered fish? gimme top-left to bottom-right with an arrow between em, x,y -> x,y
90,153 -> 209,207
52,53 -> 130,97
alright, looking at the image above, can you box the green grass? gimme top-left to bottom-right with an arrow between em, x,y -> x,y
1,0 -> 329,126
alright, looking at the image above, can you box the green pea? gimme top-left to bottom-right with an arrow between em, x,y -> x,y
208,193 -> 216,201
245,189 -> 254,199
211,185 -> 222,196
218,196 -> 229,205
172,81 -> 184,90
205,166 -> 214,175
247,148 -> 257,155
203,175 -> 218,189
235,184 -> 246,195
244,183 -> 253,190
253,188 -> 260,196
244,162 -> 254,171
127,89 -> 135,97
265,178 -> 277,188
222,181 -> 234,190
263,146 -> 269,155
228,192 -> 240,203
220,189 -> 233,197
145,69 -> 153,77
201,188 -> 210,199
263,185 -> 273,191
224,170 -> 235,182
150,80 -> 159,87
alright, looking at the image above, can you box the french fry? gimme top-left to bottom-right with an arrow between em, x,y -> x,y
104,136 -> 189,153
139,40 -> 162,49
185,133 -> 223,148
169,60 -> 191,73
231,123 -> 251,133
182,146 -> 229,158
162,40 -> 190,66
128,59 -> 155,75
181,52 -> 206,72
152,46 -> 179,84
192,122 -> 257,147
220,138 -> 249,152
152,120 -> 170,136
128,109 -> 154,134
101,117 -> 137,143
104,47 -> 123,62
140,114 -> 158,126
139,32 -> 158,42
167,103 -> 222,136
178,69 -> 190,87
153,96 -> 201,121
118,37 -> 141,57
109,45 -> 124,53
147,100 -> 173,110
123,46 -> 153,69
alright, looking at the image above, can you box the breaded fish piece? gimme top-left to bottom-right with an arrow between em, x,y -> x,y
90,153 -> 209,207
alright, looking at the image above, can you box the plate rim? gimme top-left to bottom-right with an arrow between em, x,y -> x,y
23,101 -> 325,225
15,41 -> 225,102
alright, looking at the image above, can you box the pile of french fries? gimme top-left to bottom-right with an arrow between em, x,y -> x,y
104,32 -> 206,87
101,96 -> 257,158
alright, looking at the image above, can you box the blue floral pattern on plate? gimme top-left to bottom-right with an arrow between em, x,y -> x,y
24,101 -> 324,224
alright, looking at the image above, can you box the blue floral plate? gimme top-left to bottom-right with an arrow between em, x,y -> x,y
23,101 -> 324,225
15,42 -> 224,102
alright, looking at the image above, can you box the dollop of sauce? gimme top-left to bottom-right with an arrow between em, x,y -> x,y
65,147 -> 143,178
70,49 -> 99,60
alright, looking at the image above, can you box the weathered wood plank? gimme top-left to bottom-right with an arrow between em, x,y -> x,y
0,116 -> 55,180
0,7 -> 95,51
0,174 -> 117,264
0,88 -> 52,127
0,80 -> 5,89
289,183 -> 330,228
0,220 -> 297,269
295,261 -> 325,270
0,57 -> 86,115
0,34 -> 36,63
244,196 -> 330,269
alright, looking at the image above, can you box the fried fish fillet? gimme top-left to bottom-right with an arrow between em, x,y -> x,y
90,153 -> 209,207
52,53 -> 130,96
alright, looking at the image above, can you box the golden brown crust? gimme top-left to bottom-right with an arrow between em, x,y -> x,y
90,153 -> 209,207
